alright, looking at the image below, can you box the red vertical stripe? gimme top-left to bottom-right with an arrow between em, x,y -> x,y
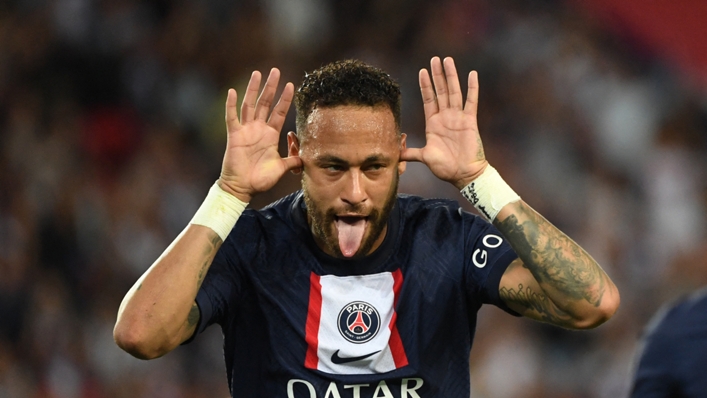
304,272 -> 322,369
391,269 -> 404,306
388,269 -> 408,368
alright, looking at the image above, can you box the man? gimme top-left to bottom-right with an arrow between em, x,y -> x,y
114,57 -> 620,397
630,287 -> 707,397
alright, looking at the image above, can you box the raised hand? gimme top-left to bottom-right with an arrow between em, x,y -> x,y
401,57 -> 488,189
217,68 -> 302,203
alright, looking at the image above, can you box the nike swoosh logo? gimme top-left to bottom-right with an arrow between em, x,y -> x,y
330,349 -> 381,365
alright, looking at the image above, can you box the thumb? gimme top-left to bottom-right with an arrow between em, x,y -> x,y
282,155 -> 303,174
400,147 -> 424,163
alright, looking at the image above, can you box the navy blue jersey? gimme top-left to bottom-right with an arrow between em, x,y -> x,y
188,191 -> 519,397
631,287 -> 707,398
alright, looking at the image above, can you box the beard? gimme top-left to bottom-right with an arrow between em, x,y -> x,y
303,173 -> 399,259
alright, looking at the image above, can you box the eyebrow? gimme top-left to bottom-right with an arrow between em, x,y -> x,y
314,154 -> 392,166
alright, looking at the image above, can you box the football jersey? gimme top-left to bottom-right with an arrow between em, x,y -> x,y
631,287 -> 707,397
188,191 -> 519,397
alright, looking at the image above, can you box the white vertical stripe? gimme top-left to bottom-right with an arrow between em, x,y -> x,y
316,273 -> 398,374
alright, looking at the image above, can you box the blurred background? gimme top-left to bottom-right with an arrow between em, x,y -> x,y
1,0 -> 707,396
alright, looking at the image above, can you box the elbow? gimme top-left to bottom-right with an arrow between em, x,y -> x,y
113,320 -> 169,360
572,287 -> 621,330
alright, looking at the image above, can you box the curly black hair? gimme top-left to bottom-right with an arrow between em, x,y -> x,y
294,59 -> 401,138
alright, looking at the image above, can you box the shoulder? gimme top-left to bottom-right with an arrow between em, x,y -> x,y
235,191 -> 302,225
397,193 -> 472,220
646,287 -> 707,336
632,288 -> 707,389
224,191 -> 303,245
396,193 -> 489,234
635,287 -> 707,366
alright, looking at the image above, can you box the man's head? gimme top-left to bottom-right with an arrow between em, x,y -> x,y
287,60 -> 406,259
294,59 -> 402,139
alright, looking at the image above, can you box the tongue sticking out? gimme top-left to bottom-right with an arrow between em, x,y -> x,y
336,217 -> 366,258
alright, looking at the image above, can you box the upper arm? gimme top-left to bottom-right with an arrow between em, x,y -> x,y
498,258 -> 578,328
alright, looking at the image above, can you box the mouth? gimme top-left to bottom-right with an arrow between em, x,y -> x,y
334,215 -> 368,258
335,215 -> 368,223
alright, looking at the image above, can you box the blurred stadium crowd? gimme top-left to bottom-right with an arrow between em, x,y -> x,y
1,0 -> 706,397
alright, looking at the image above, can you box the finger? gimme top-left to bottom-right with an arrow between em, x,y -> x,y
444,57 -> 463,110
400,147 -> 424,163
430,56 -> 449,109
464,71 -> 479,117
255,68 -> 281,121
282,155 -> 303,172
419,69 -> 438,120
225,89 -> 240,132
240,71 -> 262,123
267,82 -> 294,131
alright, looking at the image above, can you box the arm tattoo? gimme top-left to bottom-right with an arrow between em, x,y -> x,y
187,302 -> 200,328
475,136 -> 485,161
499,283 -> 574,327
494,202 -> 607,308
196,232 -> 222,293
183,231 -> 218,340
183,301 -> 200,340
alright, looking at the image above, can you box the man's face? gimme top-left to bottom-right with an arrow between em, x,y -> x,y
288,105 -> 407,258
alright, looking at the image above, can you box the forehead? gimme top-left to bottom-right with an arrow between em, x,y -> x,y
301,105 -> 399,152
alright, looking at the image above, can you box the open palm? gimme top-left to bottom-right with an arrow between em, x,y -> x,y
218,69 -> 302,203
401,57 -> 488,190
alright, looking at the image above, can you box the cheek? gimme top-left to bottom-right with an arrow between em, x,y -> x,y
303,172 -> 338,202
367,172 -> 397,198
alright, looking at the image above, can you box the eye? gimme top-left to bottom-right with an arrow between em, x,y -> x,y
325,164 -> 344,172
366,163 -> 385,171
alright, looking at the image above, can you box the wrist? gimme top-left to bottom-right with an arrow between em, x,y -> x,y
217,178 -> 252,203
454,161 -> 489,190
190,182 -> 249,241
460,165 -> 520,221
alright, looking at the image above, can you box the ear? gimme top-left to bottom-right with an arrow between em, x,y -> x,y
287,132 -> 302,174
398,133 -> 407,175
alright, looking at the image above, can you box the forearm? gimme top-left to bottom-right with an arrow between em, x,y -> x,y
114,225 -> 221,359
494,200 -> 619,327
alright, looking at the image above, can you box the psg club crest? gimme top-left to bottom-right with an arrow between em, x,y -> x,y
337,301 -> 381,344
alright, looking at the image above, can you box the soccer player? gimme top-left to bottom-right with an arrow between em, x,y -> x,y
114,56 -> 620,397
630,287 -> 707,397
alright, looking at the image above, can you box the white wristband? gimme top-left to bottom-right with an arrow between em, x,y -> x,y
190,183 -> 248,241
460,165 -> 520,221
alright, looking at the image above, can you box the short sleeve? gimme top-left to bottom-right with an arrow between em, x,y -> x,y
462,211 -> 520,316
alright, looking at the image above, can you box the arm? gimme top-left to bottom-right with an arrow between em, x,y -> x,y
114,226 -> 222,359
114,68 -> 302,359
494,202 -> 619,329
401,56 -> 619,329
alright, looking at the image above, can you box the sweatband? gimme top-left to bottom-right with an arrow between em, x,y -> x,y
460,165 -> 520,221
190,183 -> 248,241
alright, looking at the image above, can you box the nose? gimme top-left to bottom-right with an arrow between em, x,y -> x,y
341,169 -> 367,206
